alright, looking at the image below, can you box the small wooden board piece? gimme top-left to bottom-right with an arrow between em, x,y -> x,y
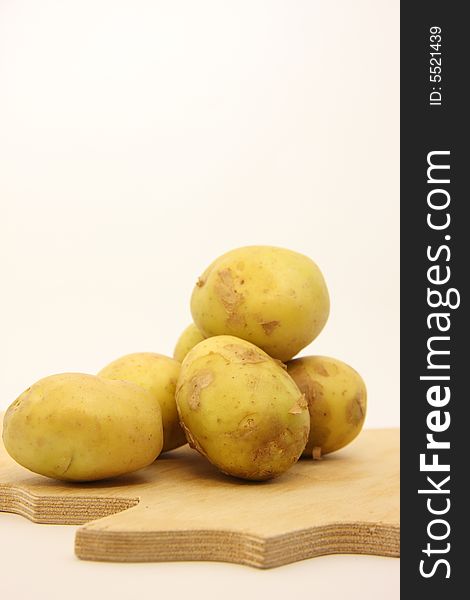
0,427 -> 399,569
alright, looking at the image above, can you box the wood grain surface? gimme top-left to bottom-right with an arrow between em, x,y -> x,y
0,425 -> 399,568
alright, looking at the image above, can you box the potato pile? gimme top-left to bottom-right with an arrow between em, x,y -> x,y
2,245 -> 366,482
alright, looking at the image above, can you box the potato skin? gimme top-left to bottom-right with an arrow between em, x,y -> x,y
286,356 -> 367,457
190,246 -> 330,362
2,373 -> 163,481
176,335 -> 310,480
173,324 -> 205,363
98,353 -> 186,452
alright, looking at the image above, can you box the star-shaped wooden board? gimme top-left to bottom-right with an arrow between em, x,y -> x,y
0,423 -> 399,569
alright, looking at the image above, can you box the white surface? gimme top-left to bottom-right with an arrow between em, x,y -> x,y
0,1 -> 399,597
0,513 -> 399,600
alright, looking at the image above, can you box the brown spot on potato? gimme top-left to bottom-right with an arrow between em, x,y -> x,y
223,343 -> 267,364
196,277 -> 205,287
289,364 -> 324,409
180,420 -> 209,459
254,435 -> 286,465
311,362 -> 329,377
188,371 -> 214,410
288,393 -> 308,414
261,320 -> 280,335
251,418 -> 308,470
215,268 -> 246,327
226,413 -> 258,439
347,392 -> 366,425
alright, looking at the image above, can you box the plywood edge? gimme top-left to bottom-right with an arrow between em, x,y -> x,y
0,484 -> 139,525
75,522 -> 400,568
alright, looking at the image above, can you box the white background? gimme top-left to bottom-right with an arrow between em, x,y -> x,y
0,1 -> 399,598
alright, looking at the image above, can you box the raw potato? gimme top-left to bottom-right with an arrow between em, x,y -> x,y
2,373 -> 163,481
173,324 -> 205,363
286,356 -> 367,457
176,335 -> 310,480
98,353 -> 186,452
190,246 -> 330,361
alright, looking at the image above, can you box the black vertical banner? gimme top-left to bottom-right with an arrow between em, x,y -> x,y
401,2 -> 467,597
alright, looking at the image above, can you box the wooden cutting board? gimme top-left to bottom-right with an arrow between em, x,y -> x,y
0,425 -> 399,568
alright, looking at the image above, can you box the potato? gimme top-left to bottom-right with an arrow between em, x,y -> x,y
173,324 -> 205,363
176,335 -> 310,480
190,246 -> 329,361
286,356 -> 367,457
98,353 -> 186,452
2,373 -> 163,481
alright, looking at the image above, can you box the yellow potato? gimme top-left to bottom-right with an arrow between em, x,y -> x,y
98,353 -> 185,452
190,246 -> 329,361
2,373 -> 163,481
286,356 -> 367,457
173,324 -> 205,363
176,335 -> 310,480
